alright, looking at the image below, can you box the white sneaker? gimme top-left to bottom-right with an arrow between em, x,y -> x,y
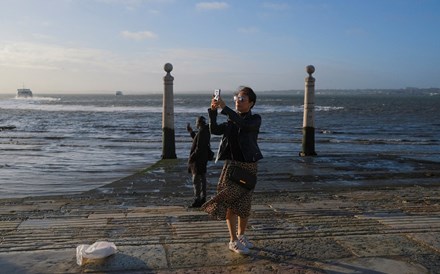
228,240 -> 249,254
238,234 -> 254,249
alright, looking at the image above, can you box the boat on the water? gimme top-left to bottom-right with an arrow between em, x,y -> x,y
115,91 -> 123,96
0,126 -> 16,131
17,88 -> 33,98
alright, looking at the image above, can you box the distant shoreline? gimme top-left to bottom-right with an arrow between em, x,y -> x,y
260,87 -> 440,96
0,87 -> 439,96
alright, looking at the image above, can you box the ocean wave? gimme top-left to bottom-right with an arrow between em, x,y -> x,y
324,138 -> 437,145
1,97 -> 345,114
257,104 -> 344,113
14,96 -> 61,101
0,101 -> 160,113
315,106 -> 344,111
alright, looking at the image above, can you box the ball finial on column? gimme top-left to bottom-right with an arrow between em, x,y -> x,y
164,63 -> 173,73
306,65 -> 315,76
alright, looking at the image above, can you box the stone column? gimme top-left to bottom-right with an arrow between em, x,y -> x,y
300,65 -> 317,156
162,63 -> 177,159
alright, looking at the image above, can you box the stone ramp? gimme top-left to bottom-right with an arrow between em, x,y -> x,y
1,189 -> 440,273
0,155 -> 440,273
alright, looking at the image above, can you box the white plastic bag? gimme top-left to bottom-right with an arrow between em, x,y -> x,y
76,241 -> 117,266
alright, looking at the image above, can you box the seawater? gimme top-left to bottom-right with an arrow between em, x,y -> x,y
0,92 -> 439,198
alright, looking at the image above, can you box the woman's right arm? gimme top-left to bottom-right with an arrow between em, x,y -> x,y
208,98 -> 226,135
208,108 -> 226,135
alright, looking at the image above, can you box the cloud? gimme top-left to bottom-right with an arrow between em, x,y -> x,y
262,2 -> 289,11
0,41 -> 302,93
121,30 -> 157,40
0,42 -> 117,71
148,9 -> 160,14
196,2 -> 229,11
0,41 -> 239,74
238,27 -> 259,34
0,41 -> 165,92
0,41 -> 247,88
94,0 -> 174,12
345,27 -> 368,37
95,0 -> 173,5
32,33 -> 54,41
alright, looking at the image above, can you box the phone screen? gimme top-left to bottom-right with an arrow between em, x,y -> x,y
214,89 -> 221,100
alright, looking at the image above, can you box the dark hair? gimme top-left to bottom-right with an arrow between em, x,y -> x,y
237,86 -> 256,108
197,116 -> 206,125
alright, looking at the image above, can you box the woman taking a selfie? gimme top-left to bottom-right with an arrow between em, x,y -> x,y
202,86 -> 263,255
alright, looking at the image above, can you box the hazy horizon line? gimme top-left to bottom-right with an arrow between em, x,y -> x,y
2,86 -> 439,96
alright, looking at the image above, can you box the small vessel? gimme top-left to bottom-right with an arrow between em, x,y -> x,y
115,91 -> 123,96
17,87 -> 33,98
0,126 -> 16,131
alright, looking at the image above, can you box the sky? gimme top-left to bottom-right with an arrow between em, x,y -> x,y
0,0 -> 439,94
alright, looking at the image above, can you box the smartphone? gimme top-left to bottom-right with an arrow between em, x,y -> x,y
214,89 -> 221,101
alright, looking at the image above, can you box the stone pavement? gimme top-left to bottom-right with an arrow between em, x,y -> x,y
0,154 -> 439,273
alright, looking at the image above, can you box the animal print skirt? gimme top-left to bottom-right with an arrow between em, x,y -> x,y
202,160 -> 258,220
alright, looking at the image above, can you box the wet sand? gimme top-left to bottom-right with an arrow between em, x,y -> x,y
0,154 -> 439,273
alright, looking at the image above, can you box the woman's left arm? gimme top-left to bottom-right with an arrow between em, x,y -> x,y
221,106 -> 261,132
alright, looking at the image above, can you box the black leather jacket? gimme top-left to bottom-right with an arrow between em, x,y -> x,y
208,106 -> 263,163
188,124 -> 211,174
